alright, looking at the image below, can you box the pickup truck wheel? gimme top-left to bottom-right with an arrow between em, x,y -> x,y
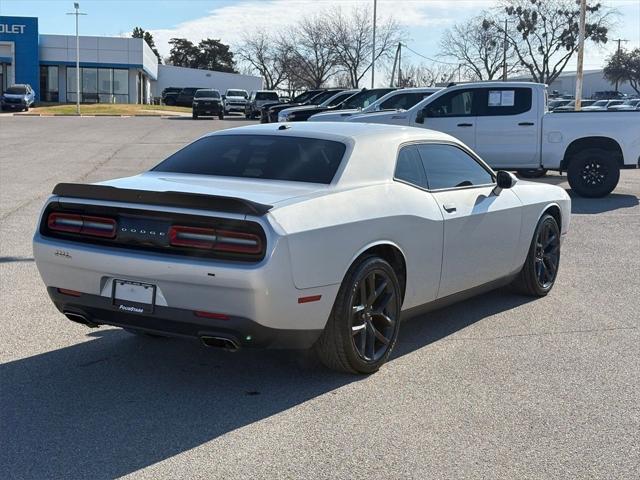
315,256 -> 401,374
567,148 -> 619,198
517,168 -> 547,178
512,214 -> 561,297
192,113 -> 198,120
218,111 -> 224,120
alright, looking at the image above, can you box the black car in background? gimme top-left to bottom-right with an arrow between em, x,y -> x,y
165,87 -> 201,107
264,89 -> 346,123
192,89 -> 224,120
277,89 -> 359,122
161,87 -> 182,105
259,89 -> 326,123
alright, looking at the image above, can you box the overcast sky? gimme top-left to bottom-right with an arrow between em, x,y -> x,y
3,0 -> 639,83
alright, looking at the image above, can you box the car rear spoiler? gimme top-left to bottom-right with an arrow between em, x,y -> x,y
51,183 -> 273,216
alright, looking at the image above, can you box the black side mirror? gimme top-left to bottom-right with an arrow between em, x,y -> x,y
497,170 -> 514,189
494,170 -> 517,195
415,108 -> 425,124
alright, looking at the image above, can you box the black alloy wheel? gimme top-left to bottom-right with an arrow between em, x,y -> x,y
315,256 -> 401,374
350,270 -> 398,362
567,148 -> 619,198
512,214 -> 561,296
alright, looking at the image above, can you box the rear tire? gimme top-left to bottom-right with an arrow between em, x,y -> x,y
218,111 -> 224,120
192,113 -> 198,120
315,256 -> 401,374
567,148 -> 619,198
512,214 -> 561,296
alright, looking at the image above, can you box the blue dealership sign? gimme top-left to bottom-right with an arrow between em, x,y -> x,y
0,16 -> 40,100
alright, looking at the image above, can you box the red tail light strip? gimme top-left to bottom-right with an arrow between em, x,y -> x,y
48,213 -> 116,238
169,226 -> 262,254
194,310 -> 230,320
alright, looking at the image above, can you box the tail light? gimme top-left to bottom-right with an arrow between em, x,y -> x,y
48,212 -> 116,238
169,225 -> 262,254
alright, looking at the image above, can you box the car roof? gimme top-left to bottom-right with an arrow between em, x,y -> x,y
204,123 -> 468,187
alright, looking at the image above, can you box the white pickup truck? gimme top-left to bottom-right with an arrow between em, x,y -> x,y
349,82 -> 640,197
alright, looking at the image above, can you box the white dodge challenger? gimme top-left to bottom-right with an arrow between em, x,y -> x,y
33,122 -> 570,374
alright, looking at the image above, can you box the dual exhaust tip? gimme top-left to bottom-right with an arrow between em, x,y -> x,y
63,311 -> 240,351
200,335 -> 240,352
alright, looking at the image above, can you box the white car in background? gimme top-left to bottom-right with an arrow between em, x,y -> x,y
223,89 -> 248,114
307,87 -> 398,122
310,87 -> 441,122
581,99 -> 625,111
607,99 -> 640,111
33,122 -> 570,374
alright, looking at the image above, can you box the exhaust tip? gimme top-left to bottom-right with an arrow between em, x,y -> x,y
64,311 -> 99,328
200,335 -> 240,352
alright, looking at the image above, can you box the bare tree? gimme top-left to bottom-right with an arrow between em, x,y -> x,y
326,6 -> 401,87
441,15 -> 518,80
281,16 -> 337,88
237,32 -> 291,90
391,62 -> 459,87
485,0 -> 612,84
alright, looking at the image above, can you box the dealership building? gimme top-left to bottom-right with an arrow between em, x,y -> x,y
0,15 -> 262,103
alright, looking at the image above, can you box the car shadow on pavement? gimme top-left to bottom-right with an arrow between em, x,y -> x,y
0,288 -> 533,479
569,192 -> 638,214
163,115 -> 253,122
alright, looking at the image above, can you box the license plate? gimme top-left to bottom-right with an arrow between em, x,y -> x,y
112,279 -> 156,314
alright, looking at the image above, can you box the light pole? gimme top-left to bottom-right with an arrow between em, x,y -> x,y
67,3 -> 86,115
371,0 -> 377,88
574,0 -> 586,111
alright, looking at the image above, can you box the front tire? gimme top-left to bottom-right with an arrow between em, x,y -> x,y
315,256 -> 401,374
192,112 -> 198,120
218,111 -> 224,120
567,148 -> 619,198
512,214 -> 561,296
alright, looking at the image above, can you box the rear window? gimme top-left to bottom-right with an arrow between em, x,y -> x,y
256,92 -> 279,101
153,135 -> 346,184
6,86 -> 27,94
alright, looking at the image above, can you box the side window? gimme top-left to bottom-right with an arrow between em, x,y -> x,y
394,145 -> 428,188
478,88 -> 532,116
424,90 -> 474,118
416,144 -> 493,190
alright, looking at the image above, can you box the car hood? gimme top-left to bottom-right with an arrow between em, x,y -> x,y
2,93 -> 27,99
96,172 -> 327,209
347,110 -> 409,123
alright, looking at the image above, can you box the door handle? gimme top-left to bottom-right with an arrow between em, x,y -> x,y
518,122 -> 535,126
457,123 -> 473,127
443,203 -> 457,213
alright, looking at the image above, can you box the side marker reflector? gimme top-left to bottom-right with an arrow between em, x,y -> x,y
298,295 -> 322,304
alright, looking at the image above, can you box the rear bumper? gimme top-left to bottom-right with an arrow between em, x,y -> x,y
193,104 -> 222,116
33,231 -> 339,342
49,288 -> 322,349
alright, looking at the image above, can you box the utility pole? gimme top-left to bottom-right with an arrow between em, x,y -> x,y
612,38 -> 628,91
67,2 -> 87,115
371,0 -> 377,88
390,43 -> 400,87
502,18 -> 508,80
397,42 -> 402,87
574,0 -> 586,111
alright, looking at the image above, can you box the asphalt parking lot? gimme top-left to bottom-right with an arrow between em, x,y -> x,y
0,116 -> 638,479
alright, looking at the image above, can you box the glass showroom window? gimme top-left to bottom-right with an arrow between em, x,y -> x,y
98,68 -> 113,103
82,68 -> 98,103
39,66 -> 59,102
113,69 -> 129,103
67,67 -> 129,103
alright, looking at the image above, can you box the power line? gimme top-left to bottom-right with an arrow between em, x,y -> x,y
400,43 -> 460,66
